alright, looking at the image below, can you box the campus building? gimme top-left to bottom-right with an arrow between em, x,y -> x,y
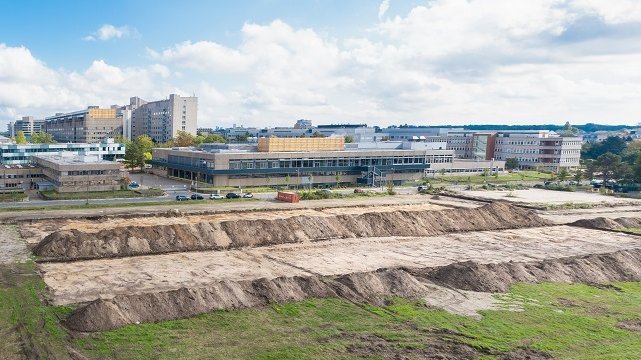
150,137 -> 503,188
131,94 -> 198,143
0,138 -> 125,165
43,107 -> 122,143
31,154 -> 125,193
8,116 -> 45,139
491,130 -> 581,171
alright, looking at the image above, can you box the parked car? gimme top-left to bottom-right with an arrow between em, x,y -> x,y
190,194 -> 205,200
242,192 -> 254,198
128,181 -> 140,188
226,192 -> 241,199
568,181 -> 577,186
175,195 -> 189,201
544,181 -> 553,186
417,185 -> 430,192
321,189 -> 333,194
209,194 -> 224,200
354,188 -> 366,193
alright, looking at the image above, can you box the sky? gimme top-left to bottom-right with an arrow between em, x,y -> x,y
1,0 -> 641,129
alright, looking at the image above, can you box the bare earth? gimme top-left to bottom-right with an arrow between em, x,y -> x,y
39,226 -> 641,306
466,188 -> 641,205
0,225 -> 29,265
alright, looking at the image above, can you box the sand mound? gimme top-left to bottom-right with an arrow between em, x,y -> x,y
570,217 -> 641,231
35,202 -> 550,261
66,248 -> 641,332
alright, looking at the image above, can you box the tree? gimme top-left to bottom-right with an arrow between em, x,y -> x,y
335,173 -> 342,187
123,142 -> 145,170
505,158 -> 519,170
582,136 -> 627,159
632,153 -> 641,183
172,131 -> 198,147
595,152 -> 624,184
30,132 -> 56,144
573,169 -> 583,185
344,135 -> 354,143
201,134 -> 226,144
311,131 -> 326,138
583,159 -> 597,182
622,141 -> 641,164
14,131 -> 26,144
557,168 -> 569,182
136,135 -> 154,153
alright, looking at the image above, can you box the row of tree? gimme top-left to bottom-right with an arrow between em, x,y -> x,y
13,131 -> 56,144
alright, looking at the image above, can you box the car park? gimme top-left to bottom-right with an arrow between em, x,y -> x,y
226,192 -> 241,199
209,194 -> 224,200
175,195 -> 189,201
190,194 -> 204,200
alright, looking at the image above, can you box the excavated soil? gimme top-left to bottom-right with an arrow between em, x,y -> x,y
65,248 -> 641,332
33,202 -> 549,261
570,217 -> 641,231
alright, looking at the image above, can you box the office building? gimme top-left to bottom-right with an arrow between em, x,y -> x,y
8,116 -> 45,139
315,124 -> 384,142
44,107 -> 122,143
385,127 -> 462,140
150,137 -> 502,188
0,164 -> 43,192
32,154 -> 125,193
0,138 -> 125,165
131,94 -> 198,143
491,130 -> 581,171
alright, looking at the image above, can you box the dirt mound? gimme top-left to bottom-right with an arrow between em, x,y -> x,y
618,320 -> 641,331
570,217 -> 641,231
66,248 -> 641,332
421,249 -> 641,292
35,202 -> 550,261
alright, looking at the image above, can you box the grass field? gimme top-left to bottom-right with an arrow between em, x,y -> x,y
71,282 -> 641,360
40,189 -> 164,200
0,193 -> 28,202
437,171 -> 553,184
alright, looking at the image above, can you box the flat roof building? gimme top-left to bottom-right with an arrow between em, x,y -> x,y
0,138 -> 125,165
44,107 -> 122,143
8,116 -> 45,139
31,154 -> 125,193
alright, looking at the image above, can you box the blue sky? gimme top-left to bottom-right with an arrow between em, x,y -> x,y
1,0 -> 641,128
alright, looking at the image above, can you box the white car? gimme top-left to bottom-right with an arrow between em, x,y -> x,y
209,194 -> 224,200
242,193 -> 254,198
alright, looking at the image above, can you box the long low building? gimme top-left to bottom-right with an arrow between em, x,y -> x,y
31,154 -> 125,193
0,138 -> 125,165
151,137 -> 503,187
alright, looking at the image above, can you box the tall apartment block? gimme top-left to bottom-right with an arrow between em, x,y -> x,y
43,107 -> 122,143
7,116 -> 45,139
131,94 -> 197,143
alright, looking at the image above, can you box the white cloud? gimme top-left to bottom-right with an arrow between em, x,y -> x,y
378,0 -> 390,19
4,1 -> 641,128
83,24 -> 133,41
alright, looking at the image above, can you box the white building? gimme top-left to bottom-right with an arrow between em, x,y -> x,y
131,94 -> 198,143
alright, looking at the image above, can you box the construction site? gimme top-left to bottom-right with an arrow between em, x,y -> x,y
2,190 -> 641,359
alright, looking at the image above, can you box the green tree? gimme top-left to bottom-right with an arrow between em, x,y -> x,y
172,131 -> 198,147
505,158 -> 519,170
201,134 -> 226,144
30,132 -> 56,144
582,136 -> 627,159
583,159 -> 597,182
557,168 -> 569,182
136,135 -> 154,153
622,141 -> 641,164
311,131 -> 326,138
335,173 -> 342,187
595,152 -> 624,184
14,131 -> 27,144
123,142 -> 145,170
344,135 -> 354,143
632,153 -> 641,183
573,169 -> 583,185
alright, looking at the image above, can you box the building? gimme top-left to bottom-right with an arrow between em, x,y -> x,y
8,116 -> 45,139
385,127 -> 462,140
116,97 -> 147,140
0,138 -> 125,165
492,130 -> 581,171
0,164 -> 44,192
31,154 -> 125,193
431,131 -> 496,160
294,119 -> 312,129
150,137 -> 502,188
131,94 -> 198,143
315,124 -> 384,142
44,107 -> 122,143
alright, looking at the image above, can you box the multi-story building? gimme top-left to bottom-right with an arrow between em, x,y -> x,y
315,124 -> 384,142
43,107 -> 122,143
0,165 -> 44,192
32,154 -> 125,193
0,138 -> 125,165
131,94 -> 198,143
116,97 -> 147,140
492,130 -> 581,171
8,116 -> 45,139
150,137 -> 502,188
385,126 -> 463,141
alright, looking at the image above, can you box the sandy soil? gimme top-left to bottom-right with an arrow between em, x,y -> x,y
466,189 -> 641,205
39,226 -> 641,306
540,205 -> 641,224
0,225 -> 29,265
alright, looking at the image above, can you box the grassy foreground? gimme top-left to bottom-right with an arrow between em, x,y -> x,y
72,282 -> 641,360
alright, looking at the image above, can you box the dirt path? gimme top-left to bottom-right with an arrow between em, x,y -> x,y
0,225 -> 29,265
39,226 -> 641,306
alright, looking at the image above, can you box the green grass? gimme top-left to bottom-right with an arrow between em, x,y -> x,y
623,228 -> 641,235
0,193 -> 27,202
72,282 -> 641,360
0,261 -> 72,359
0,197 -> 260,213
298,190 -> 387,200
439,171 -> 552,184
40,189 -> 164,200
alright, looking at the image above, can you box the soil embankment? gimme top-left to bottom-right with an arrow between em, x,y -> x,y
35,202 -> 549,261
66,248 -> 641,332
570,217 -> 641,231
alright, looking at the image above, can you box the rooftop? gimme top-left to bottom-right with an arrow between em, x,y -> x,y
32,154 -> 117,165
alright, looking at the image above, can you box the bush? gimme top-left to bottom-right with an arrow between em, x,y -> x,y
544,184 -> 576,192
